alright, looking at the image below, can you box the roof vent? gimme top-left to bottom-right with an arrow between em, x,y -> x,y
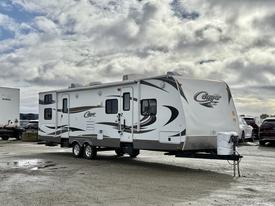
88,82 -> 102,86
69,83 -> 83,88
123,74 -> 147,81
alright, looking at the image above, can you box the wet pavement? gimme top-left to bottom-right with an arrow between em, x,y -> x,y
0,140 -> 275,206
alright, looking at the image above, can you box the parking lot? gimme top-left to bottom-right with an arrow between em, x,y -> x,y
0,140 -> 275,206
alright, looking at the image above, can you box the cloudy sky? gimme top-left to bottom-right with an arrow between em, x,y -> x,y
0,0 -> 275,116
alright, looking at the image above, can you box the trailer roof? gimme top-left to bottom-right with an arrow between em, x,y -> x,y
39,74 -> 169,94
0,87 -> 20,91
39,74 -> 224,94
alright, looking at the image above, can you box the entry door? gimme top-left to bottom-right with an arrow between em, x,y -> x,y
59,94 -> 70,138
119,87 -> 133,142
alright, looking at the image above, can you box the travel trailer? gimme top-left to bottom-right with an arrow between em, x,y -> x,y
0,87 -> 22,140
38,73 -> 240,159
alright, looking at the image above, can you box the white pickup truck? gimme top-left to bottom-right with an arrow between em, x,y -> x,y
0,87 -> 23,140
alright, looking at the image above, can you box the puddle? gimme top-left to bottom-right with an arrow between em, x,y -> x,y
0,159 -> 56,170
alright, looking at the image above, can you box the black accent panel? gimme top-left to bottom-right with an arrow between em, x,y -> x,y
38,135 -> 61,143
133,140 -> 184,151
163,105 -> 179,126
140,80 -> 167,93
171,129 -> 186,137
69,136 -> 120,148
225,84 -> 232,104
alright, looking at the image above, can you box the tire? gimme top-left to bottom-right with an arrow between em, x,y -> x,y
259,141 -> 265,146
130,149 -> 140,158
115,148 -> 125,157
72,143 -> 83,158
83,144 -> 97,159
1,136 -> 9,140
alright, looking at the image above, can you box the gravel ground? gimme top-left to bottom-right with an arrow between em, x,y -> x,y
0,140 -> 274,206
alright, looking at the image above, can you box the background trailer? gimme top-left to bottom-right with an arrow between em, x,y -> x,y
0,87 -> 22,140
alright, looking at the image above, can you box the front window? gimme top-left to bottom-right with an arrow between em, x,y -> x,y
141,99 -> 157,115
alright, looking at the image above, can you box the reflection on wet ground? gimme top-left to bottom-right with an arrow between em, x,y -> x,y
0,159 -> 56,170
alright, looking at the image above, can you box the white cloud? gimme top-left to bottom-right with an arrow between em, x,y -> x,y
0,0 -> 275,115
0,13 -> 19,33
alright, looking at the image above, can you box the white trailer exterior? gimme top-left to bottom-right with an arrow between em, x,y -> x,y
38,73 -> 239,158
0,87 -> 22,140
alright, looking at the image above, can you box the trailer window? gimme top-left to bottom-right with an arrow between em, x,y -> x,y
123,93 -> 130,111
44,94 -> 52,104
141,99 -> 157,115
62,98 -> 68,113
105,99 -> 118,114
44,108 -> 52,120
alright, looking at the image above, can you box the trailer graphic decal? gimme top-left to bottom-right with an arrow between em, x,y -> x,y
45,125 -> 85,135
194,91 -> 222,108
57,105 -> 103,114
97,113 -> 157,134
163,105 -> 179,126
140,80 -> 167,93
225,84 -> 232,103
38,127 -> 46,133
154,77 -> 188,103
139,115 -> 157,127
96,122 -> 154,134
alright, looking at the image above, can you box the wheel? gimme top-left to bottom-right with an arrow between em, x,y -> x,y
115,148 -> 125,157
72,143 -> 83,158
130,149 -> 140,158
259,141 -> 265,146
83,144 -> 97,159
1,136 -> 9,140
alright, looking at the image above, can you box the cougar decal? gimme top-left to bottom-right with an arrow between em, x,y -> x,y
194,91 -> 221,108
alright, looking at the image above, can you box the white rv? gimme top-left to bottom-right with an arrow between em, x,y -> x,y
0,87 -> 22,140
38,73 -> 239,159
